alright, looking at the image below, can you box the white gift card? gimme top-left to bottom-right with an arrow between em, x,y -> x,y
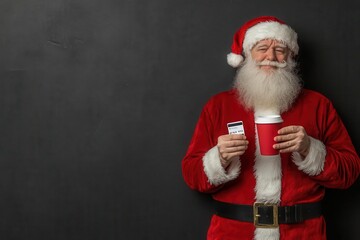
227,121 -> 245,135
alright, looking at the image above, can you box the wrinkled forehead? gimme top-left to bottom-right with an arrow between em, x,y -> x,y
252,39 -> 288,49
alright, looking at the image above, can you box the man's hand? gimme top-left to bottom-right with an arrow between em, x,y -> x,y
217,134 -> 249,168
273,126 -> 310,157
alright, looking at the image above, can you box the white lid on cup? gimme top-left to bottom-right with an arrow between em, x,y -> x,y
255,115 -> 283,124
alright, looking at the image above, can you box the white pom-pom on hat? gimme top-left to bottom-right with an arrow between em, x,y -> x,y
227,53 -> 244,68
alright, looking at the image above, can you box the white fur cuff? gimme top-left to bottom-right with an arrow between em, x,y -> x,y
292,137 -> 326,176
202,146 -> 241,186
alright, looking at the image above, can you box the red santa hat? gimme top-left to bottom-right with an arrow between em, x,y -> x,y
227,16 -> 299,68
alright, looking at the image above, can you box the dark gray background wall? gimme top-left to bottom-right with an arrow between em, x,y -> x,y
0,0 -> 359,239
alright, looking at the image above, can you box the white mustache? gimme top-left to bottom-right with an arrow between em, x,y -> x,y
257,60 -> 287,68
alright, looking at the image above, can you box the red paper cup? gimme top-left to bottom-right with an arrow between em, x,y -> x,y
255,115 -> 283,156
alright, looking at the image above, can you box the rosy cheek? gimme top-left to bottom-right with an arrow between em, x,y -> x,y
253,54 -> 265,62
276,54 -> 287,62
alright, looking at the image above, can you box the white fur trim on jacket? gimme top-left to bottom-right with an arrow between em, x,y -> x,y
255,228 -> 280,240
253,111 -> 282,204
292,136 -> 326,176
253,110 -> 281,240
254,150 -> 282,240
254,153 -> 282,203
202,146 -> 241,186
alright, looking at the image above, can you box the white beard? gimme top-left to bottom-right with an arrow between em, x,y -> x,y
233,58 -> 302,240
234,58 -> 302,114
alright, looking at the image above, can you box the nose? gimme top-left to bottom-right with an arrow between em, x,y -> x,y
266,48 -> 276,61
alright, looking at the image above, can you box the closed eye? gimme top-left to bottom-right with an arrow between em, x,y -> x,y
257,47 -> 268,52
275,48 -> 286,54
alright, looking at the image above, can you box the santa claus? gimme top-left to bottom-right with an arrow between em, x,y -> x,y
182,16 -> 360,240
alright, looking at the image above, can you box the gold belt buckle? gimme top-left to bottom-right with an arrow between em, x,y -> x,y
253,202 -> 279,228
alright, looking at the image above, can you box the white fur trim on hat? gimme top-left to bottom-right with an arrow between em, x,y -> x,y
202,146 -> 241,186
243,21 -> 298,56
292,136 -> 326,176
227,53 -> 244,68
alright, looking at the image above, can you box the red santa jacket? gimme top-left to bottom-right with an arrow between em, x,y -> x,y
182,88 -> 360,240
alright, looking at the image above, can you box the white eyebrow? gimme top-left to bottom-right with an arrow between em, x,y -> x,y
255,43 -> 270,48
254,41 -> 287,49
275,43 -> 287,48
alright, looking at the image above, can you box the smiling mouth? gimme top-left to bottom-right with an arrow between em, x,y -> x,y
260,65 -> 277,70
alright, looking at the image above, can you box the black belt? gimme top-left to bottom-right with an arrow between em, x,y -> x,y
215,200 -> 322,228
